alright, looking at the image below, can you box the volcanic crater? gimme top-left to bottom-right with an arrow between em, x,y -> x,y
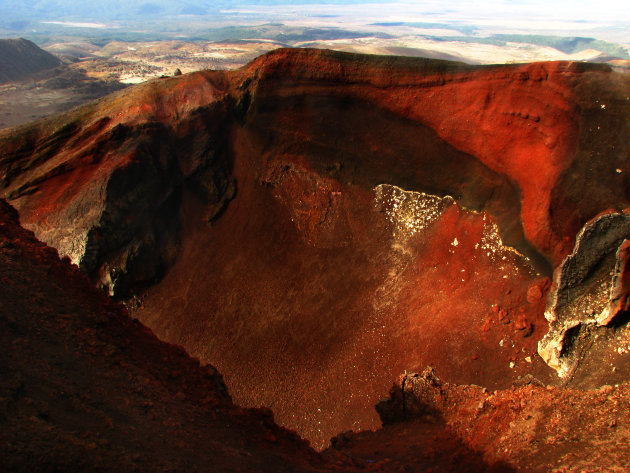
2,48 -> 630,470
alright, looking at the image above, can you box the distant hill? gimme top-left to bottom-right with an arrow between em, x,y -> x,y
0,37 -> 61,83
420,33 -> 630,60
490,34 -> 630,59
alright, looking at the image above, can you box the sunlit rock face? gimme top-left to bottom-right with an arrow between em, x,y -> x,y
363,366 -> 630,471
1,48 -> 629,447
539,211 -> 630,378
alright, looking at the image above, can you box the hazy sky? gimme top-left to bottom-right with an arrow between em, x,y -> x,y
247,0 -> 630,24
1,0 -> 628,43
1,0 -> 628,21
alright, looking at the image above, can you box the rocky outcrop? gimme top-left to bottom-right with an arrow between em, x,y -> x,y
375,367 -> 447,425
538,211 -> 630,377
1,48 -> 629,446
0,38 -> 62,83
344,367 -> 630,472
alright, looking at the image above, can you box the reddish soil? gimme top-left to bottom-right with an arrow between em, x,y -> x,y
3,198 -> 629,472
137,145 -> 555,447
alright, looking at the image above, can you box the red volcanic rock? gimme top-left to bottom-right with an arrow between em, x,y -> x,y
239,50 -> 628,267
344,368 -> 630,472
526,283 -> 544,304
1,48 -> 629,448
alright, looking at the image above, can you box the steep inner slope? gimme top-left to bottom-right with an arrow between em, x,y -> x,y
1,49 -> 629,448
0,199 -> 330,473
